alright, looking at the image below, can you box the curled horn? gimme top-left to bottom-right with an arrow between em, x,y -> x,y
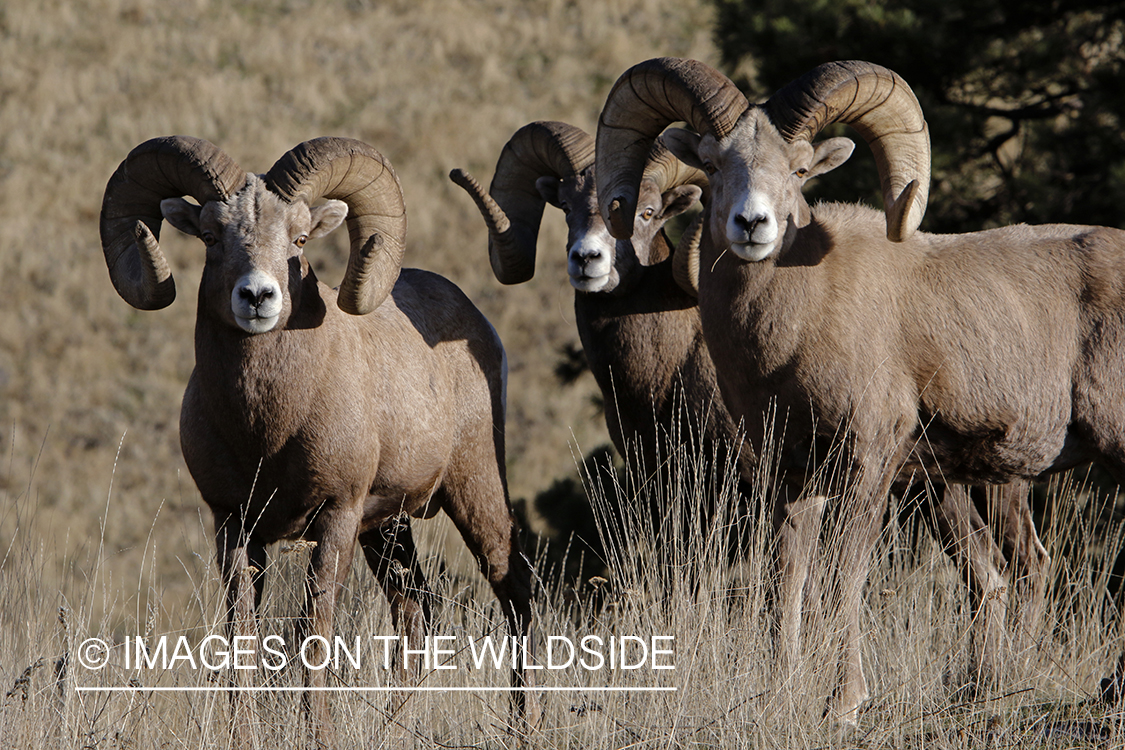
645,136 -> 710,201
451,121 -> 594,284
645,137 -> 708,272
99,136 -> 246,309
596,57 -> 747,240
671,211 -> 705,298
265,137 -> 406,315
765,61 -> 930,241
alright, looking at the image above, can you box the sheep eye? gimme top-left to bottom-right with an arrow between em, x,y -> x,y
202,232 -> 217,247
795,167 -> 810,178
703,162 -> 717,176
295,234 -> 308,248
641,208 -> 655,220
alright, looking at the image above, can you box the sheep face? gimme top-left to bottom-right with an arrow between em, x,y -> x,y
537,169 -> 700,293
662,112 -> 853,262
160,177 -> 347,334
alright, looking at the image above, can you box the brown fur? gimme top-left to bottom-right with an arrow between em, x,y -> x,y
700,205 -> 1125,484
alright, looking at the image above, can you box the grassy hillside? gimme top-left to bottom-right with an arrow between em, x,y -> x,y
0,0 -> 717,615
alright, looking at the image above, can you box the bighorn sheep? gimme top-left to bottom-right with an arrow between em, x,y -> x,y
594,58 -> 1114,721
100,136 -> 536,746
449,121 -> 754,551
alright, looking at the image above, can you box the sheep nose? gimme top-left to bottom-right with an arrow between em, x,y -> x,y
238,286 -> 274,308
733,212 -> 767,234
231,270 -> 284,322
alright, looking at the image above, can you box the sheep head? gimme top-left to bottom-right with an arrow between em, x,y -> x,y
451,121 -> 704,294
100,136 -> 407,322
595,58 -> 930,262
160,176 -> 347,333
546,139 -> 703,293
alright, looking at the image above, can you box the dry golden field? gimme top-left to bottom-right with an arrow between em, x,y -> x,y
2,1 -> 1124,747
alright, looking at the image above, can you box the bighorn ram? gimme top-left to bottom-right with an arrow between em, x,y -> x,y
100,136 -> 536,746
449,122 -> 755,550
594,58 -> 1114,721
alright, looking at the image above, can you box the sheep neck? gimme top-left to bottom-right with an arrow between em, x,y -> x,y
190,279 -> 331,454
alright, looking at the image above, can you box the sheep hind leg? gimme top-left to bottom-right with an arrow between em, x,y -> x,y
929,484 -> 1009,692
359,515 -> 433,680
438,475 -> 540,738
1092,452 -> 1125,706
993,482 -> 1048,661
215,515 -> 268,750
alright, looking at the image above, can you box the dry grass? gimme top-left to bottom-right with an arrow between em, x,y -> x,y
0,437 -> 1122,748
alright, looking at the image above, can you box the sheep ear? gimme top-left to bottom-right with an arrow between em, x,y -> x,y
160,198 -> 203,237
661,128 -> 704,169
660,184 -> 702,220
535,176 -> 562,208
808,137 -> 855,178
309,199 -> 348,238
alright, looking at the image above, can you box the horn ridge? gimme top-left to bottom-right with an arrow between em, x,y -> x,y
265,137 -> 407,315
765,60 -> 931,240
596,57 -> 747,240
99,135 -> 246,310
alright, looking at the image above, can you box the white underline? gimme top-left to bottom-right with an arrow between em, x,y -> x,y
77,686 -> 675,693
